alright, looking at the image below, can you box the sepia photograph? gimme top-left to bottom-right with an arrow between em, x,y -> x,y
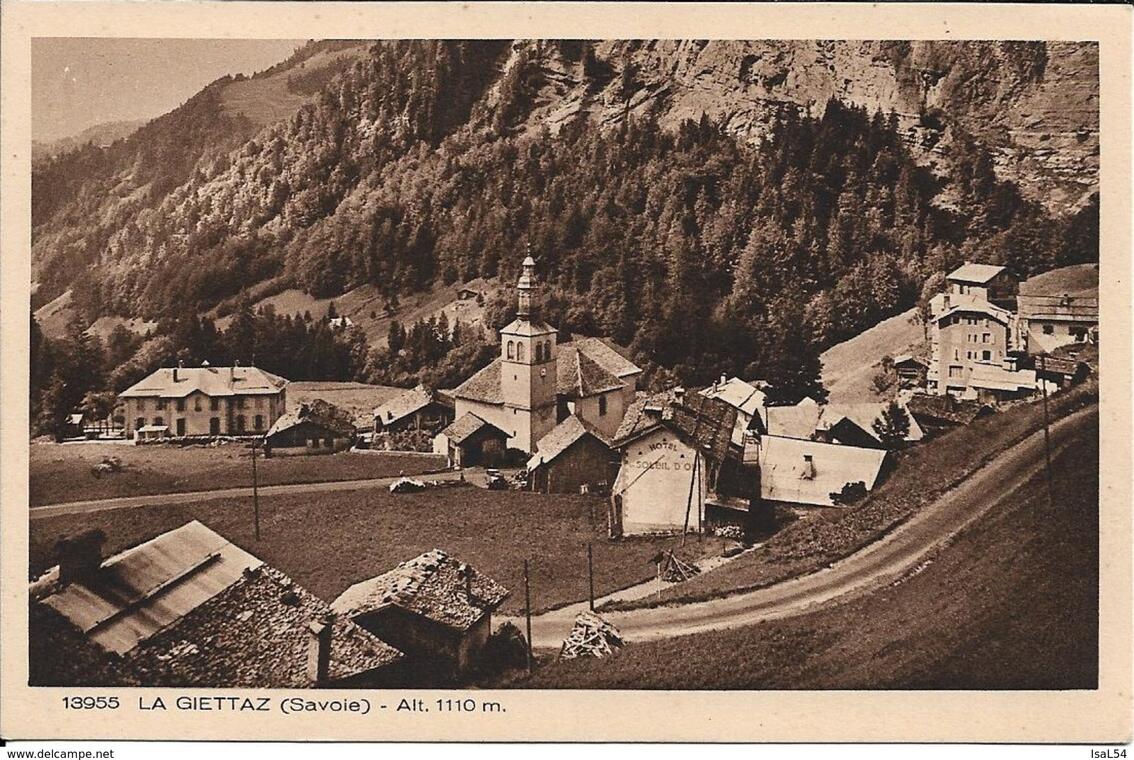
2,0 -> 1130,746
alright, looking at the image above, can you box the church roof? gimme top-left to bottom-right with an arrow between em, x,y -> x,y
500,319 -> 557,337
453,337 -> 640,405
453,360 -> 505,404
557,347 -> 625,399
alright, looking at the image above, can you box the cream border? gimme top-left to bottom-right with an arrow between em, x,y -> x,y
1,2 -> 1130,743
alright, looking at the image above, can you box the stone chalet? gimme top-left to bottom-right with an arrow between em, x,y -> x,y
331,550 -> 509,683
29,522 -> 404,688
118,363 -> 287,439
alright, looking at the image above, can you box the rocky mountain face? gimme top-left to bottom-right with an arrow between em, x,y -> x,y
514,40 -> 1098,213
32,39 -> 1098,327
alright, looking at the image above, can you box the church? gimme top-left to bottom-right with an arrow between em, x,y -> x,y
451,255 -> 642,454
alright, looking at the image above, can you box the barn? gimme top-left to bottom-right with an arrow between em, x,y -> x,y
527,415 -> 616,494
264,400 -> 356,454
433,413 -> 509,468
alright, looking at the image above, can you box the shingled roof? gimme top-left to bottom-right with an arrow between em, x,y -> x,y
557,346 -> 625,399
438,413 -> 508,445
331,550 -> 509,631
29,522 -> 402,687
266,399 -> 356,439
452,359 -> 504,404
612,390 -> 738,464
528,415 -> 609,469
119,365 -> 287,399
906,394 -> 994,426
374,385 -> 450,427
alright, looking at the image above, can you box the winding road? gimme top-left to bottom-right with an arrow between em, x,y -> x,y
503,404 -> 1096,648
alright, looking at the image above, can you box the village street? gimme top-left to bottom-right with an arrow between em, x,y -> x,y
502,404 -> 1096,648
28,468 -> 466,520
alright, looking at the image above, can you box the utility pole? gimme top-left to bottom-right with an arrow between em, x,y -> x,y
523,559 -> 533,674
587,543 -> 595,612
251,439 -> 261,541
1039,353 -> 1053,506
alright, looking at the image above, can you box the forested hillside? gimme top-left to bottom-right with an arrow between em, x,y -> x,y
30,39 -> 1100,435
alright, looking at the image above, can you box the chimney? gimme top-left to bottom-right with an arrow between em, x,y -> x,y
674,387 -> 686,405
458,563 -> 473,599
719,373 -> 727,390
56,529 -> 106,586
307,614 -> 335,686
174,359 -> 184,382
801,453 -> 815,480
231,359 -> 239,382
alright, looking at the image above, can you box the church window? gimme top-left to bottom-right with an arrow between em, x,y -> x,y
535,342 -> 543,362
507,341 -> 515,359
598,394 -> 608,416
516,342 -> 525,361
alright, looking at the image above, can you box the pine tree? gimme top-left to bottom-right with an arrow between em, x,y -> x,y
872,401 -> 911,449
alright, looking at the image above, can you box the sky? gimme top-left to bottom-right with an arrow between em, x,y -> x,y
32,38 -> 305,143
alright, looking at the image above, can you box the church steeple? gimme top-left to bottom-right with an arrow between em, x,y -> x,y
516,248 -> 540,320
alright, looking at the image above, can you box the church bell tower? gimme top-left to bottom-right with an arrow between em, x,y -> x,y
499,252 -> 558,453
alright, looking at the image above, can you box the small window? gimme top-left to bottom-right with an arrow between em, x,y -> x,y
235,415 -> 245,432
236,397 -> 246,410
254,415 -> 264,430
210,397 -> 220,411
194,397 -> 202,412
209,417 -> 221,435
948,365 -> 963,379
156,398 -> 167,410
982,333 -> 990,343
154,416 -> 164,427
534,342 -> 543,362
176,398 -> 186,412
507,341 -> 515,360
598,395 -> 608,416
516,342 -> 525,361
982,350 -> 992,361
136,417 -> 145,431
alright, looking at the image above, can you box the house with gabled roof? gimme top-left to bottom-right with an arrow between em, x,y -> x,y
373,384 -> 454,435
29,522 -> 404,688
608,389 -> 754,536
331,550 -> 509,682
527,415 -> 616,494
451,255 -> 641,452
118,361 -> 287,439
432,413 -> 510,468
746,435 -> 890,508
698,375 -> 768,446
266,399 -> 357,453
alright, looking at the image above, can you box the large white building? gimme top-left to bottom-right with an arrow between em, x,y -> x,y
451,255 -> 641,454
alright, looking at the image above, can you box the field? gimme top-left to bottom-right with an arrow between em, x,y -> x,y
606,378 -> 1098,611
29,443 -> 444,506
29,485 -> 728,615
515,411 -> 1098,689
286,380 -> 404,428
1019,262 -> 1098,297
214,277 -> 503,347
820,307 -> 924,403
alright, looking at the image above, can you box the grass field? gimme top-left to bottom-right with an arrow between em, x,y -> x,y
606,378 -> 1098,611
514,411 -> 1098,689
820,307 -> 924,403
29,485 -> 728,614
29,443 -> 444,506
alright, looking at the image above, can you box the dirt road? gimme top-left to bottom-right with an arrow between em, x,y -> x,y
29,469 -> 465,520
506,405 -> 1095,648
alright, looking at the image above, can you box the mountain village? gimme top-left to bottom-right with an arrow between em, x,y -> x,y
28,251 -> 1098,688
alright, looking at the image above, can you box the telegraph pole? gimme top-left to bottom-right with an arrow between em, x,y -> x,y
1039,353 -> 1053,506
523,559 -> 533,674
587,543 -> 595,612
251,439 -> 261,540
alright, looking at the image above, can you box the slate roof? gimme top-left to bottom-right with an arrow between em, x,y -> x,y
612,390 -> 738,464
29,522 -> 402,687
947,262 -> 1007,284
438,413 -> 508,445
119,365 -> 288,399
453,337 -> 640,405
528,415 -> 609,470
967,365 -> 1037,393
331,550 -> 509,631
266,399 -> 355,439
751,435 -> 889,507
765,397 -> 823,440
